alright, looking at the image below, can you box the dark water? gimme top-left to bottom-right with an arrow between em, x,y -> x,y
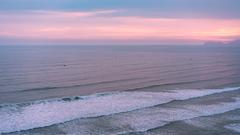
0,45 -> 240,134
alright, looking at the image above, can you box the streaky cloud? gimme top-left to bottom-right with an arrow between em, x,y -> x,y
0,0 -> 240,19
0,10 -> 240,45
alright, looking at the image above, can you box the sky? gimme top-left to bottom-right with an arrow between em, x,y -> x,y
0,0 -> 240,45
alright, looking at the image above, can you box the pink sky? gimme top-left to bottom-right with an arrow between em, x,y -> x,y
1,10 -> 240,45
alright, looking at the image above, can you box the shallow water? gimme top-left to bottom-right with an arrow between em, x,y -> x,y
0,45 -> 240,134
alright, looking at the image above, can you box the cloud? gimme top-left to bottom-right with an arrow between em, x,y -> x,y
31,10 -> 119,17
1,10 -> 240,45
0,0 -> 240,19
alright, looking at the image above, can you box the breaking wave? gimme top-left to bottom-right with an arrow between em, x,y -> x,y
0,87 -> 240,134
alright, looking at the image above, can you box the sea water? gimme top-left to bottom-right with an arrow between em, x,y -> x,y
0,45 -> 240,134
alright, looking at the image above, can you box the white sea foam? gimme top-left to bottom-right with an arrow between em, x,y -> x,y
224,123 -> 240,133
58,98 -> 240,135
0,87 -> 239,133
115,98 -> 240,132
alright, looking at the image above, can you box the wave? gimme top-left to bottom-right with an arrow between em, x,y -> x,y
0,87 -> 240,134
120,109 -> 240,135
224,123 -> 240,133
6,77 -> 143,93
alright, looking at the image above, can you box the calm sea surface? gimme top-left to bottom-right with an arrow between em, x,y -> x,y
0,45 -> 240,134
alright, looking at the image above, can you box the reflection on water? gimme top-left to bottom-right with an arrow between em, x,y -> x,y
0,45 -> 240,103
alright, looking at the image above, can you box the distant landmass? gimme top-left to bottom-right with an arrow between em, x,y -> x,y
204,39 -> 240,46
228,39 -> 240,45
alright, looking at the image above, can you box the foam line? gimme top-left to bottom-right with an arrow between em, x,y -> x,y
0,87 -> 239,133
225,123 -> 240,133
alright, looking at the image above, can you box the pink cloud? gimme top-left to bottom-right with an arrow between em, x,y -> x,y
31,10 -> 119,17
1,10 -> 240,44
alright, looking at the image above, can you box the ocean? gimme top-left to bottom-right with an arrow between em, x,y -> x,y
0,45 -> 240,135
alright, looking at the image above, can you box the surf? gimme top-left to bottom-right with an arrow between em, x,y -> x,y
0,87 -> 240,134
